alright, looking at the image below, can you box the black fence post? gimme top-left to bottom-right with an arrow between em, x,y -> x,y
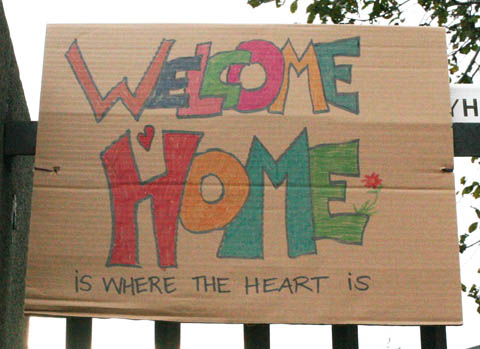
421,325 -> 447,349
244,324 -> 270,349
155,321 -> 181,349
66,318 -> 92,349
332,325 -> 359,349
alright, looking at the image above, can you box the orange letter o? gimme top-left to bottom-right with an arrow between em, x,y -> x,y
180,150 -> 249,232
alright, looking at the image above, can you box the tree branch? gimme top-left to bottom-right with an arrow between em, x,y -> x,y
344,16 -> 373,22
448,39 -> 472,56
452,0 -> 480,5
467,239 -> 480,249
471,65 -> 480,79
457,47 -> 480,83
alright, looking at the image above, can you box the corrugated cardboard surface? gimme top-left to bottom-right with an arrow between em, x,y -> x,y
25,24 -> 462,324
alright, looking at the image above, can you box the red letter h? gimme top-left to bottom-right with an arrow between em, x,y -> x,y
101,130 -> 201,268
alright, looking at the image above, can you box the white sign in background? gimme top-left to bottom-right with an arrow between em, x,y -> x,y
451,85 -> 480,123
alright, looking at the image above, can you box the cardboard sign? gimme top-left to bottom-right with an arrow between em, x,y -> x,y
25,24 -> 462,325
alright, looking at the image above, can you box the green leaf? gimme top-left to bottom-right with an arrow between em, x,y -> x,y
248,0 -> 262,8
462,283 -> 467,292
307,11 -> 316,23
450,65 -> 459,74
475,208 -> 480,219
470,284 -> 478,294
473,186 -> 480,199
290,0 -> 298,13
461,176 -> 466,185
463,185 -> 474,195
469,222 -> 478,233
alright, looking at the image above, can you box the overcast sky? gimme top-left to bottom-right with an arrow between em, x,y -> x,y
3,1 -> 480,348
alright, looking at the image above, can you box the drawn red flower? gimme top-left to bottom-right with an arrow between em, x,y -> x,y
362,172 -> 382,189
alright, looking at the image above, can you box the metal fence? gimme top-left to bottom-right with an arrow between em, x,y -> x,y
67,320 -> 448,348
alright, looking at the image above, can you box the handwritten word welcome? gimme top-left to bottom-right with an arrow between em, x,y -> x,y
101,129 -> 368,268
66,37 -> 360,121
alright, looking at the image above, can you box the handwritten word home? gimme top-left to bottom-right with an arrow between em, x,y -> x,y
101,129 -> 369,268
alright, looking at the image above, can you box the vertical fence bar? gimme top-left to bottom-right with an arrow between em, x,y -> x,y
420,325 -> 447,349
66,317 -> 92,349
155,321 -> 180,349
244,324 -> 270,349
332,325 -> 359,349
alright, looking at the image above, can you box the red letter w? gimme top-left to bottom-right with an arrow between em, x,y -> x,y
66,39 -> 173,122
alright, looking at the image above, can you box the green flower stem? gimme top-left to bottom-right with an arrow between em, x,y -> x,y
354,187 -> 382,215
369,189 -> 380,208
